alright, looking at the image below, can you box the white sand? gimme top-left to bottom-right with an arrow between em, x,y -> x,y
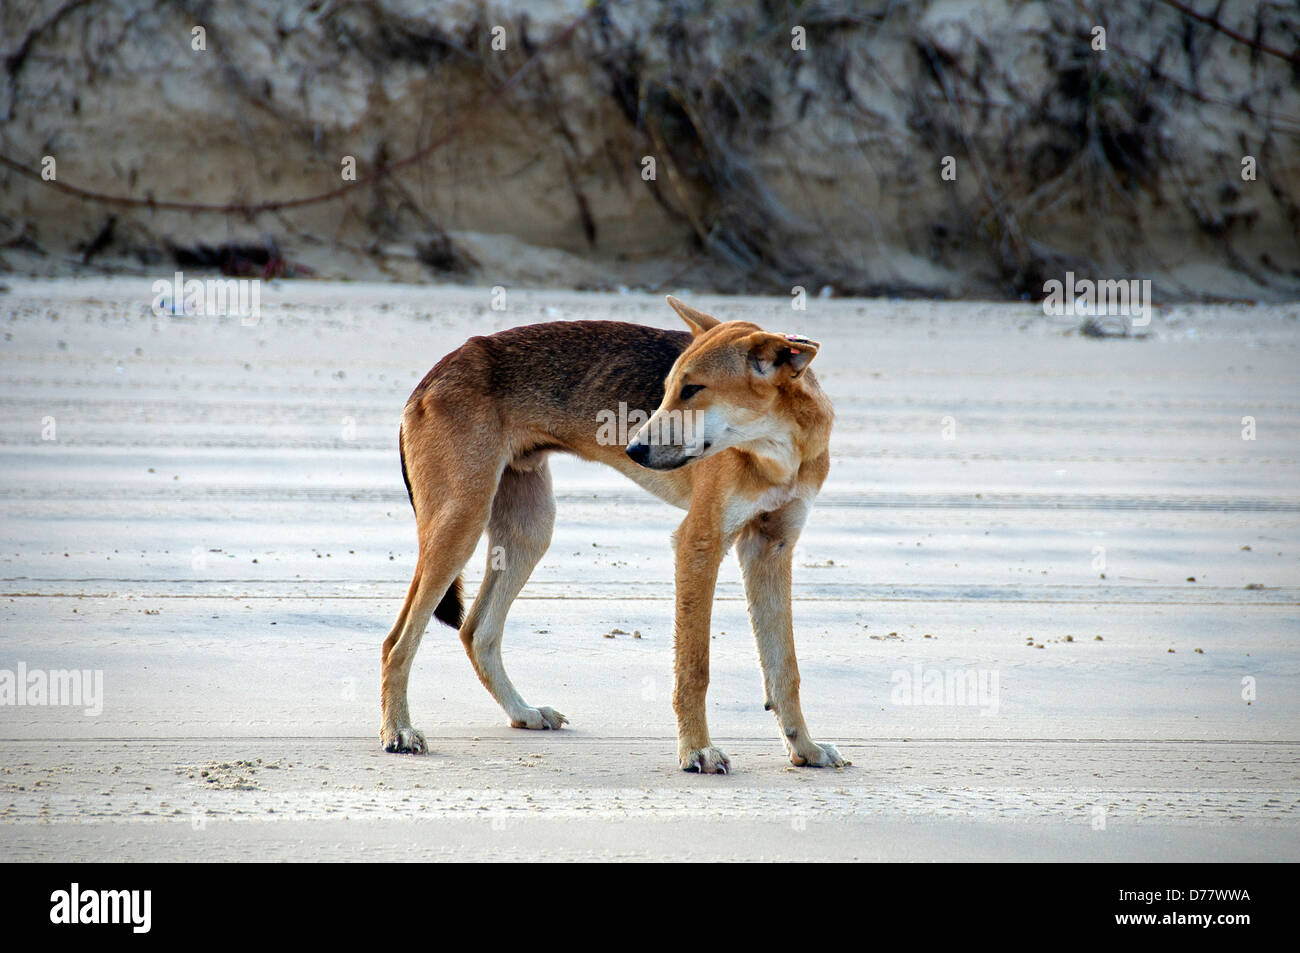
1,279 -> 1297,860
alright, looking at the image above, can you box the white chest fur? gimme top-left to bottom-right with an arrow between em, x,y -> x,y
723,479 -> 802,536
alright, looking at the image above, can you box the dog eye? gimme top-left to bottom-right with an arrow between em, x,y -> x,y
679,383 -> 705,400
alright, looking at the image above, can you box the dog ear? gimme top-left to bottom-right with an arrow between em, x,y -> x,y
666,295 -> 720,337
746,331 -> 820,380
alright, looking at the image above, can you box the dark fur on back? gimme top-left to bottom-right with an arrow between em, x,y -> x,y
410,321 -> 692,447
405,320 -> 690,630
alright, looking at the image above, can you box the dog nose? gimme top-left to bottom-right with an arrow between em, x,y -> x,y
626,441 -> 649,465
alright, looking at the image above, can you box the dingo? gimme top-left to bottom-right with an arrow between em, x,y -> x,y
381,296 -> 844,773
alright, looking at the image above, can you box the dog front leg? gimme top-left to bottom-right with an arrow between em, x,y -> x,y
672,514 -> 729,773
737,508 -> 846,768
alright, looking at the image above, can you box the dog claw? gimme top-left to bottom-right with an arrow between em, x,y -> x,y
680,745 -> 731,774
510,706 -> 567,730
791,741 -> 846,768
381,726 -> 427,754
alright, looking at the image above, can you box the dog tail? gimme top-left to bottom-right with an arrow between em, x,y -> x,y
399,421 -> 417,515
399,421 -> 465,630
434,575 -> 464,629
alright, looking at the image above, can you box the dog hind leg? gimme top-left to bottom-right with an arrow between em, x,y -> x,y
460,460 -> 566,730
380,570 -> 439,753
381,457 -> 500,753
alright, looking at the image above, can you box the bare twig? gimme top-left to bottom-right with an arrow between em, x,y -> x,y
1155,0 -> 1298,64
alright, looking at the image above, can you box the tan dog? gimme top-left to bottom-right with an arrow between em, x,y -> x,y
381,296 -> 844,773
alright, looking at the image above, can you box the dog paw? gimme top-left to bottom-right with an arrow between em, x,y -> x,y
509,706 -> 568,730
381,726 -> 427,754
790,741 -> 847,768
680,745 -> 731,774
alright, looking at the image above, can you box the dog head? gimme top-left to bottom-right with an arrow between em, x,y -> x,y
626,296 -> 820,471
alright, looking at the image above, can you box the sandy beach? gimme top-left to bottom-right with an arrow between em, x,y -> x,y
1,279 -> 1297,861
